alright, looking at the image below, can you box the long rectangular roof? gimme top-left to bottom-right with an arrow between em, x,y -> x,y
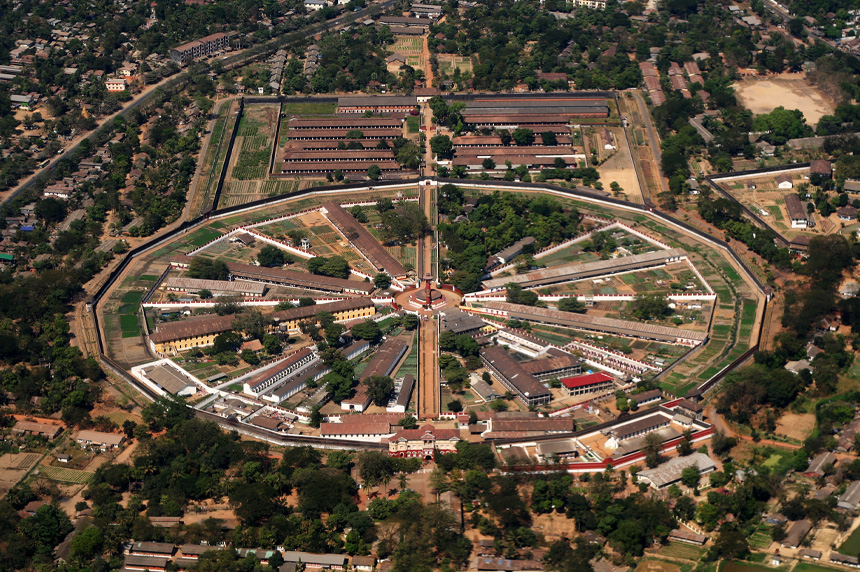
475,301 -> 708,343
149,314 -> 235,343
480,346 -> 550,400
284,128 -> 402,139
245,348 -> 314,391
287,117 -> 403,128
785,194 -> 808,221
272,362 -> 330,399
150,298 -> 374,343
395,374 -> 415,407
337,95 -> 418,107
359,337 -> 408,380
163,277 -> 266,295
483,248 -> 686,290
226,261 -> 374,293
323,202 -> 407,278
519,353 -> 581,375
143,364 -> 195,394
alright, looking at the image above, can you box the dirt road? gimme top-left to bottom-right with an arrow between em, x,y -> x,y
418,318 -> 439,419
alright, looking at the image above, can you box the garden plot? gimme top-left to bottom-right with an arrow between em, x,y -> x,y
255,210 -> 378,275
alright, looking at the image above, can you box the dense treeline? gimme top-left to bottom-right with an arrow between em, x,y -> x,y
438,188 -> 580,292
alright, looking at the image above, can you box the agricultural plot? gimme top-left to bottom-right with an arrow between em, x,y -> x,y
657,542 -> 705,561
437,54 -> 473,74
214,104 -> 281,208
255,211 -> 378,275
39,466 -> 95,484
393,37 -> 425,70
192,100 -> 238,215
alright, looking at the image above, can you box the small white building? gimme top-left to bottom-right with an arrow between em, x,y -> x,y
106,78 -> 127,92
776,174 -> 794,189
304,0 -> 326,10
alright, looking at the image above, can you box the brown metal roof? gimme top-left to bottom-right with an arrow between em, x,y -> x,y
226,261 -> 374,293
323,202 -> 407,278
359,337 -> 408,380
287,117 -> 403,129
480,346 -> 550,400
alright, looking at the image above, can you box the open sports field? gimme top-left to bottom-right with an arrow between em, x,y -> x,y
734,74 -> 834,126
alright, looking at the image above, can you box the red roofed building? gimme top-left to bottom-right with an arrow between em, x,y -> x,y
561,372 -> 615,396
388,424 -> 461,460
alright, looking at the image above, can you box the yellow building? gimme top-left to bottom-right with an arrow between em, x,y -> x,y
149,298 -> 375,354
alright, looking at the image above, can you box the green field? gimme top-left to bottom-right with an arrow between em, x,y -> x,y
406,116 -> 419,133
121,291 -> 145,305
840,526 -> 860,556
795,563 -> 845,572
282,102 -> 337,115
658,542 -> 705,561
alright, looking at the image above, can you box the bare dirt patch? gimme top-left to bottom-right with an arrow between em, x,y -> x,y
734,74 -> 835,126
775,412 -> 816,441
531,512 -> 578,540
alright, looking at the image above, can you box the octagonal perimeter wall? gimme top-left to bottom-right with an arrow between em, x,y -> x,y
89,177 -> 768,442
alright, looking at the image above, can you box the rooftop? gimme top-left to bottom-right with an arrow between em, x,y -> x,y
482,248 -> 687,289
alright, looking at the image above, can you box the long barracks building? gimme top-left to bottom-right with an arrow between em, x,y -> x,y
148,298 -> 375,354
480,345 -> 552,407
482,248 -> 687,290
468,301 -> 708,346
321,202 -> 408,280
226,261 -> 375,294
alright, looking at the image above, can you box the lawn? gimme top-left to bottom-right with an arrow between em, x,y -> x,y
282,102 -> 337,115
406,116 -> 419,133
795,564 -> 846,572
185,227 -> 223,248
839,526 -> 860,557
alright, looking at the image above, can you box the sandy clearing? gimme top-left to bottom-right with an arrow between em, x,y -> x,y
734,75 -> 835,126
774,412 -> 816,441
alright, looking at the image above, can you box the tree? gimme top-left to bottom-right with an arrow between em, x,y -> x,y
198,288 -> 213,299
482,158 -> 496,170
351,320 -> 383,344
231,310 -> 270,340
35,198 -> 67,223
299,297 -> 316,307
512,128 -> 534,146
263,334 -> 281,355
368,164 -> 381,180
711,528 -> 750,560
430,134 -> 454,159
364,375 -> 394,406
379,202 -> 429,243
188,258 -> 229,280
541,131 -> 558,146
629,293 -> 671,320
374,273 -> 392,290
558,298 -> 586,313
448,399 -> 463,412
70,526 -> 104,560
680,466 -> 700,488
257,245 -> 286,267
